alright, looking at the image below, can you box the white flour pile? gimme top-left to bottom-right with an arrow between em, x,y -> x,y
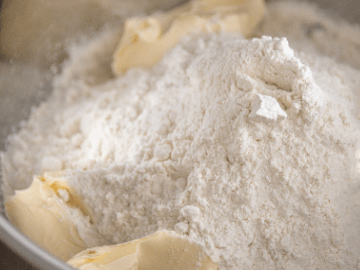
2,1 -> 360,269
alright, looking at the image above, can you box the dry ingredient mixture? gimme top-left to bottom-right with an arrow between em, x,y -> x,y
2,1 -> 360,269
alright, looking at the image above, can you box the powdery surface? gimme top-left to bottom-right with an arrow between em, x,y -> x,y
2,2 -> 360,270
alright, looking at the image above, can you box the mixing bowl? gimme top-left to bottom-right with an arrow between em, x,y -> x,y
0,0 -> 359,269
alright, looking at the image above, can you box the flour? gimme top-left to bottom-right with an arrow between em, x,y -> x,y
2,1 -> 360,270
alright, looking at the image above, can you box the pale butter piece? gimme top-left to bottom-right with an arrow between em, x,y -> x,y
5,172 -> 88,261
112,0 -> 265,74
68,231 -> 218,270
249,93 -> 287,123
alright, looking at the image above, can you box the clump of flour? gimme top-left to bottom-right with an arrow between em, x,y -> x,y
2,1 -> 360,270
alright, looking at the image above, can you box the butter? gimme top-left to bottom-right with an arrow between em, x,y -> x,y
5,172 -> 88,261
112,0 -> 265,74
67,231 -> 218,270
6,173 -> 218,270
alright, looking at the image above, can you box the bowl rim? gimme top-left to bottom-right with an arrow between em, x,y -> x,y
0,215 -> 75,270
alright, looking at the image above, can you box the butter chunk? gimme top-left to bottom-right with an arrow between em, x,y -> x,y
5,172 -> 88,261
68,231 -> 218,270
112,0 -> 265,74
249,93 -> 287,123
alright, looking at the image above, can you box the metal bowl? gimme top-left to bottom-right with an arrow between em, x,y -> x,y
0,0 -> 359,269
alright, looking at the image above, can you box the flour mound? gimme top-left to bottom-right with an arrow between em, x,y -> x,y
2,31 -> 360,269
